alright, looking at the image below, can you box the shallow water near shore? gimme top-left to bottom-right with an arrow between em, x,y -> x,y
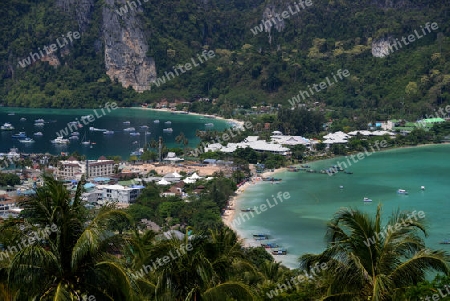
233,144 -> 450,268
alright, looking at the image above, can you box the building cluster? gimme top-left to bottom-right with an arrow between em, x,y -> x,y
204,131 -> 313,155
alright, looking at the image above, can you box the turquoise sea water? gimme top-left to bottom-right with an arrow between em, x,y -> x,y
233,144 -> 450,269
0,107 -> 229,159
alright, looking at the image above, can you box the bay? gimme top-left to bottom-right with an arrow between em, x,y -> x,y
0,107 -> 229,159
233,144 -> 450,269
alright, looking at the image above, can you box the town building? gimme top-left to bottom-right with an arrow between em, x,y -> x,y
55,156 -> 115,180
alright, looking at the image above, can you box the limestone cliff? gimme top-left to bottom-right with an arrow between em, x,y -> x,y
372,37 -> 394,58
102,0 -> 156,92
56,0 -> 94,32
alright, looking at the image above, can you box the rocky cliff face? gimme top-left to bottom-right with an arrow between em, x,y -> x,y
372,37 -> 394,58
102,0 -> 156,92
56,0 -> 94,32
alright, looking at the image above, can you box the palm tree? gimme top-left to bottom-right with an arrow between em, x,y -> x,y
139,227 -> 256,300
299,205 -> 450,301
5,176 -> 139,300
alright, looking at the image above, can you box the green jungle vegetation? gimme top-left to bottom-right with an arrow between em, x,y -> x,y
0,0 -> 449,126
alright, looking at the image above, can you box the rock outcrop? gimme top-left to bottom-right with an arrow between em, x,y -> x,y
372,37 -> 394,58
102,0 -> 156,92
56,0 -> 94,32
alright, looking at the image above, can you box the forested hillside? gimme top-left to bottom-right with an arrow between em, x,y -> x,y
1,0 -> 449,122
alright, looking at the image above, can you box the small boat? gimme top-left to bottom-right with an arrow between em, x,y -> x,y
91,142 -> 96,145
71,131 -> 80,136
34,122 -> 44,127
261,243 -> 279,248
288,166 -> 300,172
19,138 -> 34,143
103,130 -> 114,135
12,132 -> 27,139
20,118 -> 26,121
165,121 -> 172,125
154,120 -> 160,124
51,136 -> 70,144
363,197 -> 372,202
130,132 -> 140,136
81,132 -> 90,145
339,185 -> 344,189
344,171 -> 353,174
163,128 -> 173,133
241,208 -> 255,212
89,127 -> 107,132
35,119 -> 44,123
145,131 -> 151,135
421,186 -> 425,190
123,121 -> 131,125
68,121 -> 78,125
7,113 -> 15,116
440,239 -> 450,245
262,177 -> 282,182
1,123 -> 14,130
397,189 -> 408,195
69,136 -> 79,140
272,249 -> 287,255
253,234 -> 268,240
301,165 -> 311,168
33,132 -> 43,136
140,125 -> 149,129
81,115 -> 93,120
205,123 -> 214,127
132,141 -> 138,144
123,127 -> 136,132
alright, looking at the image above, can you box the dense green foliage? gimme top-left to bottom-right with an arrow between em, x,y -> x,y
1,0 -> 449,124
0,173 -> 20,187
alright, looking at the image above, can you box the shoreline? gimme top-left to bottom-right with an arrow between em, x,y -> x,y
133,107 -> 245,128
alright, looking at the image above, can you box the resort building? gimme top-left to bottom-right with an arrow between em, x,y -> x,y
55,156 -> 115,180
204,136 -> 290,155
99,184 -> 143,205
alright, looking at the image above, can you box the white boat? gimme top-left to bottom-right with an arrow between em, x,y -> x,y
35,119 -> 44,123
19,138 -> 35,143
81,132 -> 90,145
165,121 -> 172,125
51,136 -> 70,144
363,197 -> 372,202
145,131 -> 151,135
71,131 -> 80,136
123,127 -> 136,132
89,127 -> 107,132
34,122 -> 44,127
130,132 -> 140,136
140,125 -> 149,129
397,189 -> 408,195
81,115 -> 93,120
123,121 -> 131,124
421,186 -> 425,190
69,136 -> 79,140
7,113 -> 15,116
33,132 -> 43,136
154,120 -> 160,124
163,128 -> 173,133
103,130 -> 114,135
205,123 -> 214,127
20,118 -> 26,121
1,123 -> 14,130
